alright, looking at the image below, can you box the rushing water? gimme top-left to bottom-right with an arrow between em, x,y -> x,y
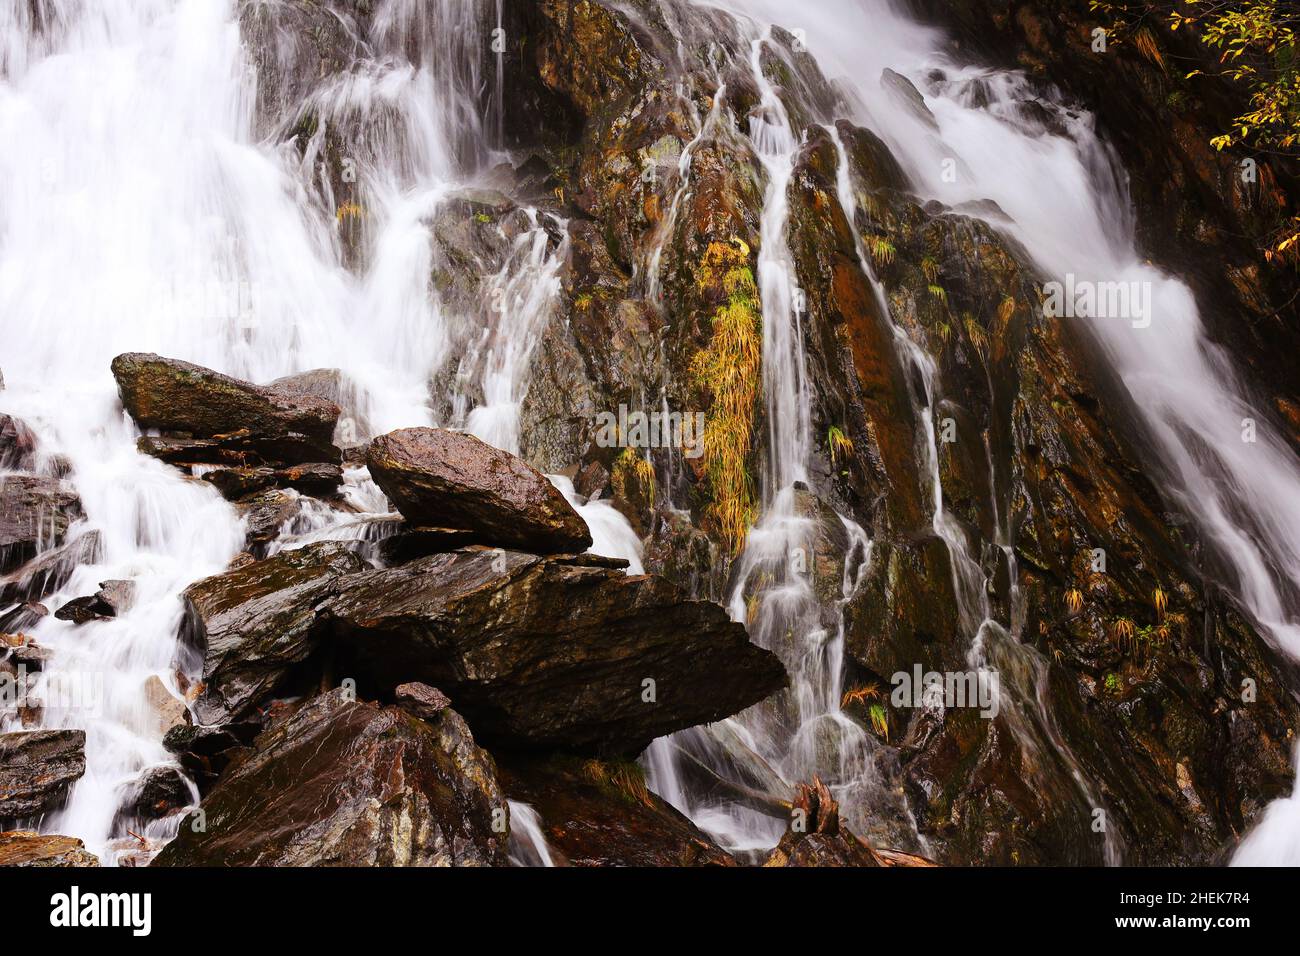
666,0 -> 1300,863
0,0 -> 634,864
3,0 -> 1298,866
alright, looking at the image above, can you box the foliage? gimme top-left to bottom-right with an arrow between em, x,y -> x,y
689,239 -> 762,553
1090,0 -> 1300,261
826,424 -> 854,465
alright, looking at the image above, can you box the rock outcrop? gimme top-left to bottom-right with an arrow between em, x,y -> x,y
178,541 -> 368,725
0,476 -> 83,575
366,428 -> 592,554
500,756 -> 735,866
0,830 -> 99,867
0,729 -> 86,819
321,548 -> 787,756
153,690 -> 507,867
110,352 -> 342,466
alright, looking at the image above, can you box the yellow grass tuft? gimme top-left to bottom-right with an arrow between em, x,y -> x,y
690,240 -> 763,553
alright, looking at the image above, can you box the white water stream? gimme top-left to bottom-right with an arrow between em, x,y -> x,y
0,0 -> 635,864
664,0 -> 1300,863
3,0 -> 1297,866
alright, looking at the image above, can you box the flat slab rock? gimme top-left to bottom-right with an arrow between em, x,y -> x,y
0,729 -> 86,819
0,830 -> 99,867
321,548 -> 788,757
179,541 -> 368,725
152,690 -> 507,866
111,352 -> 342,466
366,427 -> 592,554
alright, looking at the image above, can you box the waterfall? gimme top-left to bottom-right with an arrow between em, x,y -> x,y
0,0 -> 627,865
4,0 -> 1297,867
674,0 -> 1300,862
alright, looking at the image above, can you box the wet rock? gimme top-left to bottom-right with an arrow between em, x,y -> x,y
122,765 -> 192,820
366,428 -> 592,554
0,830 -> 99,867
238,0 -> 371,135
54,579 -> 135,624
179,542 -> 368,725
762,779 -> 887,867
321,548 -> 788,756
377,525 -> 482,564
269,368 -> 369,441
0,475 -> 83,575
0,531 -> 101,610
394,681 -> 451,721
880,68 -> 939,130
0,602 -> 47,634
9,641 -> 51,672
153,690 -> 508,866
163,722 -> 260,792
111,353 -> 342,466
234,489 -> 303,549
0,414 -> 37,471
203,461 -> 342,499
0,729 -> 86,819
500,756 -> 734,866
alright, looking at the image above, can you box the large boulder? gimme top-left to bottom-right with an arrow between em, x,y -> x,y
0,830 -> 98,867
0,476 -> 83,575
365,428 -> 592,554
321,548 -> 788,756
0,729 -> 86,819
500,756 -> 734,866
179,542 -> 368,725
110,353 -> 342,465
152,690 -> 508,866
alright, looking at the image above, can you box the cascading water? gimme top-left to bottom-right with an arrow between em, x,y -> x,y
0,0 -> 638,864
655,0 -> 1300,863
4,0 -> 1298,868
643,21 -> 920,856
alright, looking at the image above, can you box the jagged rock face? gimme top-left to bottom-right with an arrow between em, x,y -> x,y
321,548 -> 788,756
907,0 -> 1300,443
179,542 -> 368,726
807,76 -> 1300,863
478,0 -> 1300,866
0,475 -> 83,575
153,691 -> 508,867
366,428 -> 592,554
499,756 -> 735,866
110,352 -> 342,466
0,830 -> 99,867
0,729 -> 86,819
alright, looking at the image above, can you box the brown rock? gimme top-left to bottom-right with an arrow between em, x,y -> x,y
0,830 -> 98,867
321,548 -> 787,756
179,541 -> 368,725
110,352 -> 341,465
0,729 -> 86,818
366,427 -> 592,554
153,690 -> 507,866
0,475 -> 83,575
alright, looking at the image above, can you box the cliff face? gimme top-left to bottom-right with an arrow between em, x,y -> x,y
906,0 -> 1300,444
473,0 -> 1299,863
8,0 -> 1293,868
